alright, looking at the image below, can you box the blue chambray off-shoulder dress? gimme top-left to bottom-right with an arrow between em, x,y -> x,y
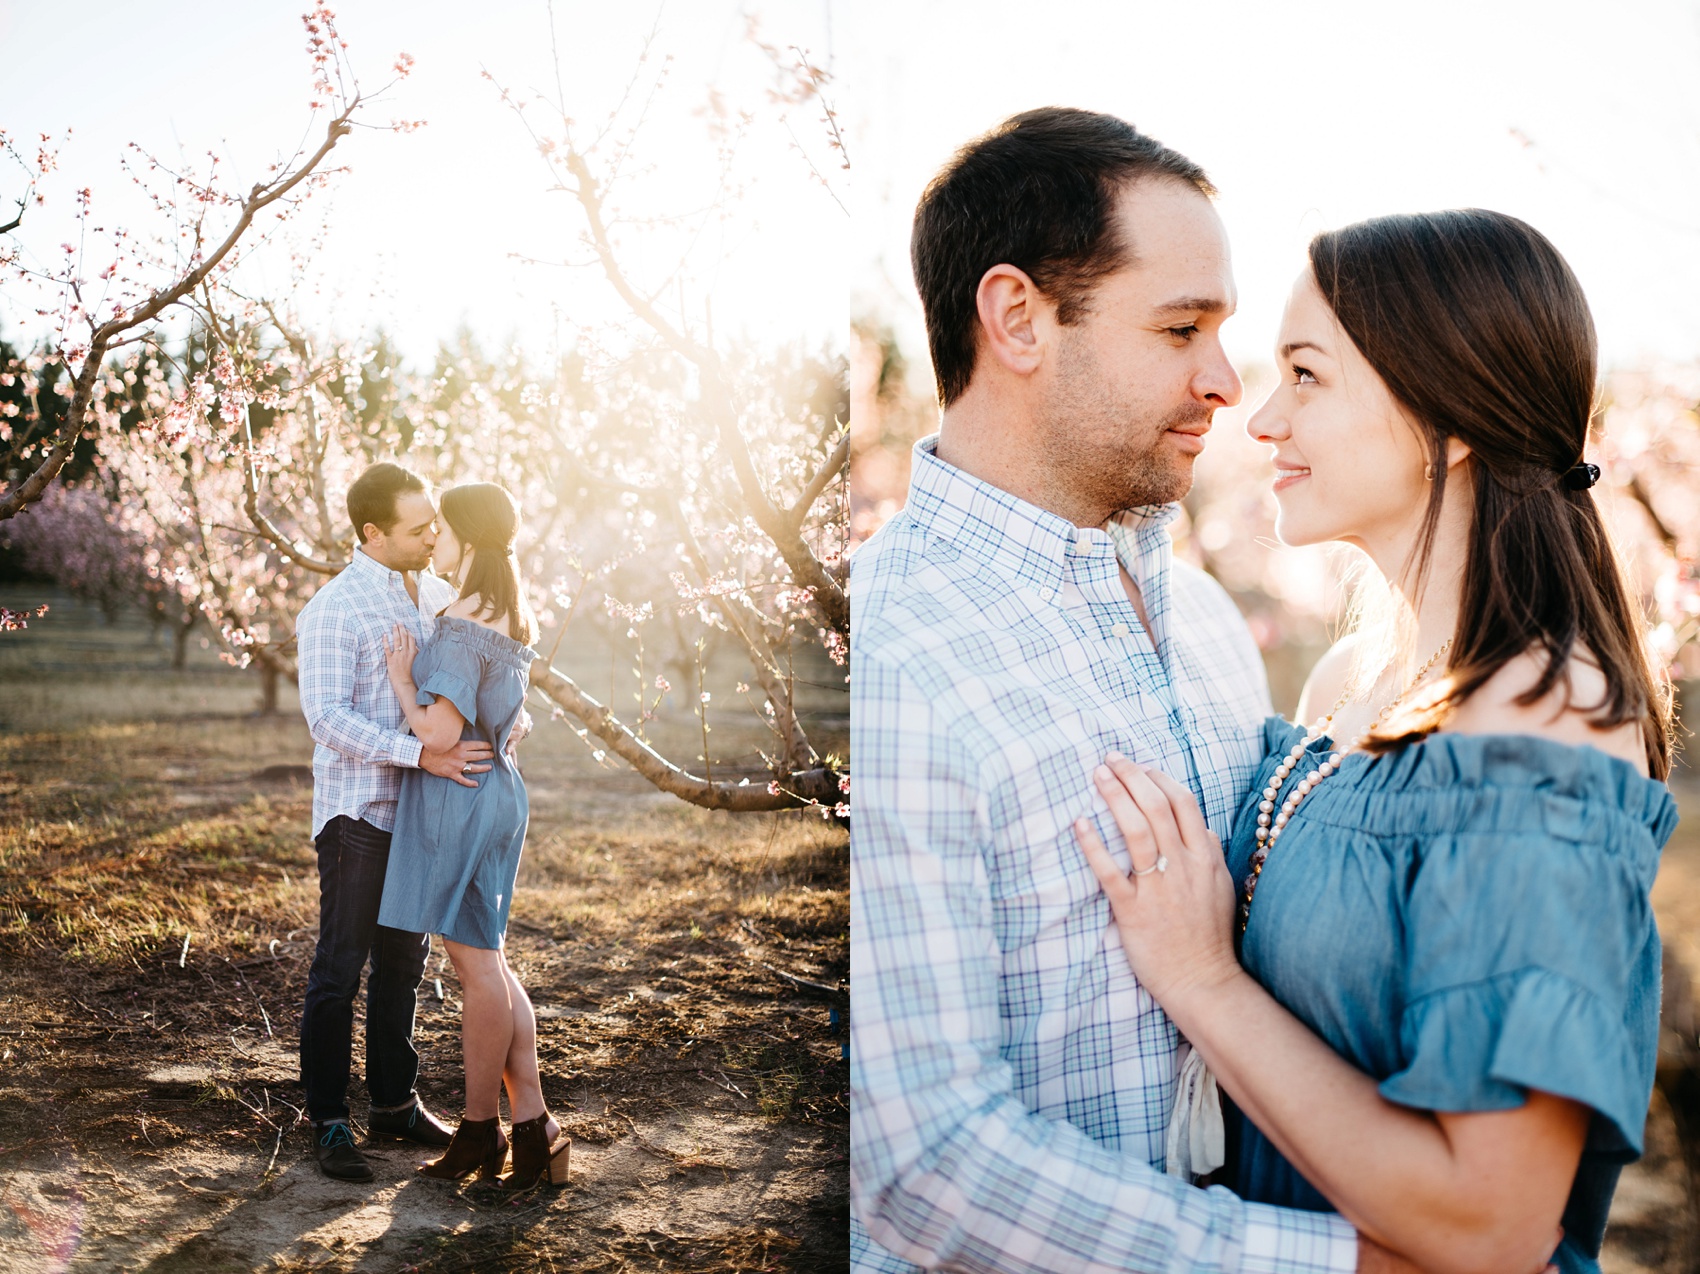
378,616 -> 537,949
1224,718 -> 1678,1274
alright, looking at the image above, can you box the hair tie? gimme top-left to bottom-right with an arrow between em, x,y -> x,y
1561,462 -> 1600,491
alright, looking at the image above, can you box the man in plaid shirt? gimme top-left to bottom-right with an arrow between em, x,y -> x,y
851,111 -> 1414,1273
295,463 -> 496,1182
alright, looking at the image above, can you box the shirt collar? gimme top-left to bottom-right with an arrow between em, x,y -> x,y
905,434 -> 1181,591
350,545 -> 409,588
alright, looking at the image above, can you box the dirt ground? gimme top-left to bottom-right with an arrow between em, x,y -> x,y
0,591 -> 848,1273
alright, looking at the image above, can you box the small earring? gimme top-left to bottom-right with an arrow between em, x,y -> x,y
1423,463 -> 1435,482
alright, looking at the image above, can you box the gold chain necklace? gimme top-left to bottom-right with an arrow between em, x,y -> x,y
1240,640 -> 1452,932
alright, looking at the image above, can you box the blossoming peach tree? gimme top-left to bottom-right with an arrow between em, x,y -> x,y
0,7 -> 417,630
478,14 -> 850,814
4,9 -> 850,815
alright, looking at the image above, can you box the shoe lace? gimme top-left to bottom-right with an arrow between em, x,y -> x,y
318,1122 -> 355,1150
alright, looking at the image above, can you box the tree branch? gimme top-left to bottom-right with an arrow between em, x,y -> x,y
239,426 -> 345,576
0,107 -> 357,523
561,147 -> 848,637
529,659 -> 840,810
1626,472 -> 1682,555
787,430 -> 849,530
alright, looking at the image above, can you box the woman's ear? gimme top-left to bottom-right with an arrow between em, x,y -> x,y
1443,436 -> 1472,470
974,264 -> 1049,378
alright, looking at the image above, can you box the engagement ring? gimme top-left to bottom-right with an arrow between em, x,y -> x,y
1131,855 -> 1167,878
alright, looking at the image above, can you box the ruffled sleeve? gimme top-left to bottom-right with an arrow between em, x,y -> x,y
413,637 -> 482,728
1378,767 -> 1667,1159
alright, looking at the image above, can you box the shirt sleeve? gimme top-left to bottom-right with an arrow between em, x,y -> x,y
297,597 -> 423,769
849,648 -> 1357,1274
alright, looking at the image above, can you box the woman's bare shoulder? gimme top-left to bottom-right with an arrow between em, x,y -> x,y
1446,651 -> 1648,774
445,593 -> 507,634
1296,633 -> 1361,724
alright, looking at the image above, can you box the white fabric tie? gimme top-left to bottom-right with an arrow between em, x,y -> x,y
1165,1040 -> 1225,1180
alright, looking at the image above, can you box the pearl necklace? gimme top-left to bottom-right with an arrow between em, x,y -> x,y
1241,640 -> 1452,932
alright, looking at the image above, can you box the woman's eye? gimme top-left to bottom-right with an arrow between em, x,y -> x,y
1168,324 -> 1199,341
1292,365 -> 1317,385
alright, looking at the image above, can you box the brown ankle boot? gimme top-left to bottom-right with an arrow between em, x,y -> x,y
418,1115 -> 508,1181
499,1112 -> 570,1190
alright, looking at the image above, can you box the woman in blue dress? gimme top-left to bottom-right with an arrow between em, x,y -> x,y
1076,210 -> 1677,1274
378,481 -> 570,1190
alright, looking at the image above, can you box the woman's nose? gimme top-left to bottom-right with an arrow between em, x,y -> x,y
1246,391 -> 1289,444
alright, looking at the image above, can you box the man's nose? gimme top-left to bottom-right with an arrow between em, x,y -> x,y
1195,340 -> 1243,409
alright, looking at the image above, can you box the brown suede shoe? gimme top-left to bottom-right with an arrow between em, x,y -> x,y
368,1098 -> 455,1148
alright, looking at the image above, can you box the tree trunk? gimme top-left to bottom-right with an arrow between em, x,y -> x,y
172,617 -> 193,670
1656,945 -> 1700,1258
257,663 -> 279,716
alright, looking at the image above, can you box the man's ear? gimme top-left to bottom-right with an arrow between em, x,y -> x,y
975,264 -> 1048,378
361,522 -> 383,545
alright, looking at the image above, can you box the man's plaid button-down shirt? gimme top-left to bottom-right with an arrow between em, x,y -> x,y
849,437 -> 1357,1274
296,548 -> 457,837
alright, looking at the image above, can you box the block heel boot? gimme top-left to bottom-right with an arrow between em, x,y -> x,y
418,1115 -> 508,1182
500,1112 -> 571,1190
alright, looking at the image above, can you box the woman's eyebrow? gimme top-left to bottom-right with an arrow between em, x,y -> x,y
1280,339 -> 1329,359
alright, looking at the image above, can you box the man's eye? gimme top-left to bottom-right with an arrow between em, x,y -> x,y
1168,324 -> 1199,340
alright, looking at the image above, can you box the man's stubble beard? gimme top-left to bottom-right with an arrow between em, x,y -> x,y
1038,328 -> 1209,516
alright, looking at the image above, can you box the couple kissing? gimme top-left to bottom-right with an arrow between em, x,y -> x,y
295,465 -> 569,1191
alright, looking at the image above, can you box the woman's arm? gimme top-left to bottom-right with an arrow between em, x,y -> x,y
383,624 -> 466,754
1075,758 -> 1577,1274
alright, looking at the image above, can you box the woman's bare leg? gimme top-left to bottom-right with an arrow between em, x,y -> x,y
443,938 -> 512,1121
498,957 -> 557,1138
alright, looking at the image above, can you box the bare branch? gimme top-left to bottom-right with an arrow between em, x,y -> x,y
1626,472 -> 1682,554
529,659 -> 840,810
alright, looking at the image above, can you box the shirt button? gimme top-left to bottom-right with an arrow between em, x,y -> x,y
1111,622 -> 1129,637
1074,537 -> 1092,554
1039,588 -> 1055,602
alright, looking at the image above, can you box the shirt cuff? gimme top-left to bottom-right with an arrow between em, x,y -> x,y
394,734 -> 424,769
1239,1203 -> 1357,1274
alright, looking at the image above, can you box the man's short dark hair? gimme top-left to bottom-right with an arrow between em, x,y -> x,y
347,462 -> 428,543
911,107 -> 1216,407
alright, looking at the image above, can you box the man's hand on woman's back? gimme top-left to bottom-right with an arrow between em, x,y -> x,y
420,740 -> 494,788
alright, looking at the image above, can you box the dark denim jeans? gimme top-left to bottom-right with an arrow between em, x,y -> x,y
299,815 -> 430,1123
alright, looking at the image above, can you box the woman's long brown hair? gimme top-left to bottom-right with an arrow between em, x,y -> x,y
439,482 -> 538,646
1310,209 -> 1672,777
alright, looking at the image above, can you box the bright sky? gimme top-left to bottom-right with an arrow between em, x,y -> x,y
0,0 -> 845,365
844,0 -> 1700,384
